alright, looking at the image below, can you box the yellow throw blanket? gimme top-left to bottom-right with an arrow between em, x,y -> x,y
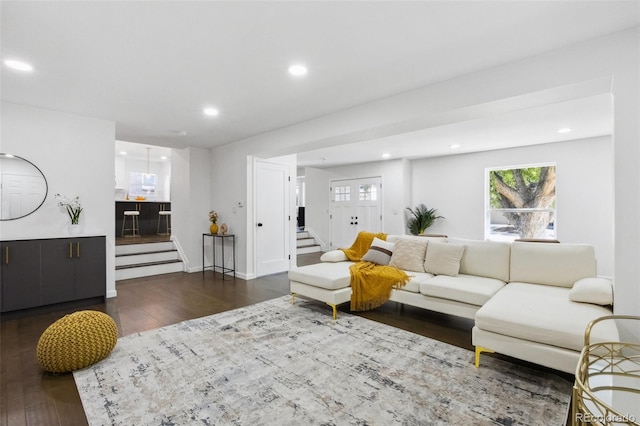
339,231 -> 387,261
340,231 -> 410,312
349,262 -> 410,311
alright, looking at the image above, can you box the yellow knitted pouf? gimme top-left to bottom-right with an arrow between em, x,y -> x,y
37,310 -> 118,373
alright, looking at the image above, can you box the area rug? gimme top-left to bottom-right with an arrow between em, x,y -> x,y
74,296 -> 571,425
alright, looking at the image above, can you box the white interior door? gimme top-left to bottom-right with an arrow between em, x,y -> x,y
255,161 -> 290,276
330,177 -> 382,249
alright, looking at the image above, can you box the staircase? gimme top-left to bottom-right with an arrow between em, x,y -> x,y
116,241 -> 183,280
296,230 -> 321,254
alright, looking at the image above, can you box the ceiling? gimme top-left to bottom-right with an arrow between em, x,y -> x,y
2,1 -> 638,167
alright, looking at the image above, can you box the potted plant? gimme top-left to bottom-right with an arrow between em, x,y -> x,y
55,193 -> 83,225
406,204 -> 443,235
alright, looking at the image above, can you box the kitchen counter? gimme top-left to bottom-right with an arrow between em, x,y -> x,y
115,201 -> 171,236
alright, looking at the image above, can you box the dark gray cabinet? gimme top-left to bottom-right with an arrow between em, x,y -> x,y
1,236 -> 106,312
0,240 -> 41,311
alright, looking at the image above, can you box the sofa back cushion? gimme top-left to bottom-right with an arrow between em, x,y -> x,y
509,242 -> 596,287
423,241 -> 465,276
386,234 -> 446,243
448,238 -> 511,282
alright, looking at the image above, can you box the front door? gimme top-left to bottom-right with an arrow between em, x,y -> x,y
330,177 -> 382,249
255,160 -> 290,276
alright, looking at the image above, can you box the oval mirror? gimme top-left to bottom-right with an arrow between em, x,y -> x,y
0,153 -> 48,221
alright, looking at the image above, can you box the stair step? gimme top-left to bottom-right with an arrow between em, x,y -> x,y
116,241 -> 174,255
298,245 -> 322,254
115,259 -> 184,281
296,238 -> 316,247
116,259 -> 182,270
116,250 -> 179,267
296,231 -> 310,239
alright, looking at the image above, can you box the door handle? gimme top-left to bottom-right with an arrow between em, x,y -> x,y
257,223 -> 263,227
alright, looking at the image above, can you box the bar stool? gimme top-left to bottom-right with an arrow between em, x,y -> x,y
121,204 -> 140,237
157,205 -> 171,236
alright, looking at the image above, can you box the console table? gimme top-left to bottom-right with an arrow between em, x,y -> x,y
202,234 -> 236,280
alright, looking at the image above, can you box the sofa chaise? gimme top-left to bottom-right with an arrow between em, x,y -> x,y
288,234 -> 618,373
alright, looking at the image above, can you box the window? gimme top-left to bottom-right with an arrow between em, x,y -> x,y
359,183 -> 377,201
129,172 -> 156,197
334,185 -> 350,202
486,164 -> 556,241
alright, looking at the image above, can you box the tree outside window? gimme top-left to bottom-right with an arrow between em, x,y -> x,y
486,164 -> 556,241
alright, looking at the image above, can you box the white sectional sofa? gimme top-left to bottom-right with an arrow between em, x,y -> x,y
288,235 -> 618,373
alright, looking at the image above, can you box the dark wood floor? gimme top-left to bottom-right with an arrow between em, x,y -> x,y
0,252 -> 573,425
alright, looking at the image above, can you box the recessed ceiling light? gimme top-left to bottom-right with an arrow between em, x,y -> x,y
558,127 -> 572,134
203,107 -> 219,117
3,59 -> 34,72
449,144 -> 461,149
160,156 -> 168,160
288,64 -> 308,77
382,153 -> 391,159
119,151 -> 127,155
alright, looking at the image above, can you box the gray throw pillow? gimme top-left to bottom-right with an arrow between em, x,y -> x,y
362,237 -> 395,265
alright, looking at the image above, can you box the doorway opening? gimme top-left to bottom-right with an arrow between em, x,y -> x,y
115,141 -> 172,246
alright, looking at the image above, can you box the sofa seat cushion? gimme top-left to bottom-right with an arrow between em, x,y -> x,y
400,271 -> 434,293
475,282 -> 618,352
288,262 -> 354,290
419,274 -> 505,306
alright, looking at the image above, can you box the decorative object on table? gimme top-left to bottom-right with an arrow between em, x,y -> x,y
74,296 -> 571,425
406,203 -> 443,235
209,210 -> 219,234
37,310 -> 118,373
55,193 -> 83,225
220,223 -> 228,235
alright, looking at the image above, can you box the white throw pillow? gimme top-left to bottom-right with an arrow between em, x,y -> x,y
423,241 -> 465,277
320,250 -> 348,263
569,278 -> 613,306
362,237 -> 395,265
389,238 -> 428,272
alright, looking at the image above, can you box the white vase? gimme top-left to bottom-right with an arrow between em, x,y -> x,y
67,222 -> 83,234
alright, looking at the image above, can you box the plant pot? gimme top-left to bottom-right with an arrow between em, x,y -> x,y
209,223 -> 219,234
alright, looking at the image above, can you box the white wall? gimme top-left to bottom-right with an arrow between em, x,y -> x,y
411,136 -> 614,276
170,146 -> 211,272
211,27 -> 638,315
304,167 -> 334,250
0,102 -> 117,297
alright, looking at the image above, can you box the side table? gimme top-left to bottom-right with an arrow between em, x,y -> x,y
202,233 -> 236,280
